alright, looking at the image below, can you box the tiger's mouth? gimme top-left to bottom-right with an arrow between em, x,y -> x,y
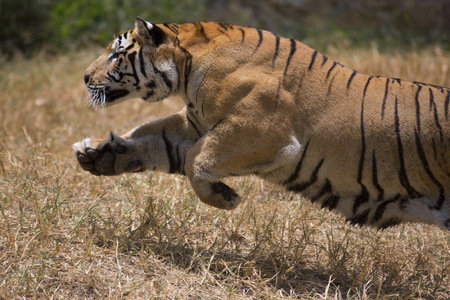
105,89 -> 130,102
86,86 -> 130,107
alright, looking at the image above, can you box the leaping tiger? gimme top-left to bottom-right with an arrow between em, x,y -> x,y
73,17 -> 450,230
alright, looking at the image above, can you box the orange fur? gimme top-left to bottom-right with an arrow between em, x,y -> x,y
74,18 -> 450,230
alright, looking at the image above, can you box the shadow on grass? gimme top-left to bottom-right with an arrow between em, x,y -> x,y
89,217 -> 425,299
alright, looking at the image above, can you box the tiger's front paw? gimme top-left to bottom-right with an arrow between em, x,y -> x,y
73,132 -> 143,176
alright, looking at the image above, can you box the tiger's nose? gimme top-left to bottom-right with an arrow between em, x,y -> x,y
83,74 -> 90,85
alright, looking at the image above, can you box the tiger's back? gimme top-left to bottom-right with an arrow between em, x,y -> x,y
76,18 -> 450,230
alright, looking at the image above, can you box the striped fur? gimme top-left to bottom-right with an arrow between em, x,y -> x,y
74,17 -> 450,230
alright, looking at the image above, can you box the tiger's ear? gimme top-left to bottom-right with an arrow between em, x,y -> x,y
135,17 -> 166,46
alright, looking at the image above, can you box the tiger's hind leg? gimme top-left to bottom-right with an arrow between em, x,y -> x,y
402,197 -> 450,230
365,195 -> 450,230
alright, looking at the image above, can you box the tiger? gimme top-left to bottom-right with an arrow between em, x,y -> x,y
73,17 -> 450,230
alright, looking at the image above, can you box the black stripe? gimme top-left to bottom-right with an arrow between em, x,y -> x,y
445,90 -> 450,119
372,152 -> 384,201
372,194 -> 401,223
284,39 -> 297,78
218,22 -> 232,30
394,97 -> 423,198
428,87 -> 434,110
414,129 -> 445,210
272,33 -> 280,66
127,51 -> 140,86
215,26 -> 227,36
210,118 -> 225,131
428,88 -> 444,141
160,71 -> 172,91
238,28 -> 245,43
321,54 -> 328,66
348,208 -> 371,226
187,111 -> 202,137
143,90 -> 154,100
284,140 -> 310,185
145,81 -> 156,89
162,129 -> 178,174
353,185 -> 369,215
117,57 -> 123,67
378,218 -> 401,230
432,138 -> 438,161
429,89 -> 444,142
196,68 -> 211,118
195,88 -> 202,113
177,45 -> 193,96
254,29 -> 263,53
197,23 -> 209,41
415,84 -> 422,133
326,74 -> 336,97
363,76 -> 373,98
106,71 -> 114,82
321,195 -> 340,211
353,82 -> 370,214
288,159 -> 324,193
138,48 -> 147,78
347,70 -> 357,89
360,76 -> 376,209
201,96 -> 206,118
357,84 -> 367,184
392,78 -> 402,85
124,43 -> 134,51
187,116 -> 201,137
152,65 -> 172,91
326,62 -> 337,80
163,23 -> 178,34
413,81 -> 447,91
308,50 -> 318,71
310,179 -> 332,203
381,78 -> 389,119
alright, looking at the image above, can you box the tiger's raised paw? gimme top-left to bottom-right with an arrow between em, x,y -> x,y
73,132 -> 143,176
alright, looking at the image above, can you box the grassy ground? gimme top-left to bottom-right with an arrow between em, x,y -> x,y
0,44 -> 449,299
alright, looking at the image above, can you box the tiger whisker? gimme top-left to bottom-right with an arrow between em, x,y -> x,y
85,87 -> 107,113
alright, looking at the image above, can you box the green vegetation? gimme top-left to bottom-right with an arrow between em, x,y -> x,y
2,0 -> 449,56
1,0 -> 208,55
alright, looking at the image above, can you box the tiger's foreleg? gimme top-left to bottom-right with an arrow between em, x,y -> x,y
183,121 -> 297,210
73,110 -> 196,176
185,136 -> 242,210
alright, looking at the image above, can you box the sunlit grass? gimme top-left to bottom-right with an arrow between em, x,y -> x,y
0,45 -> 449,299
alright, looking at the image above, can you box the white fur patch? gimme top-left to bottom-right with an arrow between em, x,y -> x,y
155,60 -> 179,83
72,138 -> 93,153
276,136 -> 302,165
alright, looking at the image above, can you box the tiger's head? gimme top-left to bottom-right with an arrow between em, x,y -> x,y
83,17 -> 178,108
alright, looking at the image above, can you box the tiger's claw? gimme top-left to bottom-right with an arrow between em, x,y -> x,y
73,133 -> 127,176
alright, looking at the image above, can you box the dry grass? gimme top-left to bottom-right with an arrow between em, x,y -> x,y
0,45 -> 449,299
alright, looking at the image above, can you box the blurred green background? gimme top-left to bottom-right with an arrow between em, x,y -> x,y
1,0 -> 449,56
